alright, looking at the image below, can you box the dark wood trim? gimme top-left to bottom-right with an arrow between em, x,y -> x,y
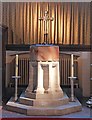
6,44 -> 30,51
58,44 -> 92,52
6,44 -> 92,51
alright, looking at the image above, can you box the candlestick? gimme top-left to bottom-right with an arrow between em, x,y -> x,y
15,54 -> 18,76
15,54 -> 18,101
70,54 -> 75,102
71,54 -> 74,77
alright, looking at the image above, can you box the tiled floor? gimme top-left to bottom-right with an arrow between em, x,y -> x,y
1,88 -> 92,118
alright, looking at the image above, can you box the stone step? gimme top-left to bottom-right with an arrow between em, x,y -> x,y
25,91 -> 63,99
19,93 -> 69,107
6,97 -> 82,116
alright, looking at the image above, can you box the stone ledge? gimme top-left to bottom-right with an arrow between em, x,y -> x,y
19,92 -> 69,107
25,91 -> 63,99
6,97 -> 82,116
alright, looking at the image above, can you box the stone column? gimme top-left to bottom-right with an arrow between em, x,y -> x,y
36,62 -> 44,94
26,45 -> 63,98
56,62 -> 63,92
26,62 -> 34,93
48,62 -> 52,92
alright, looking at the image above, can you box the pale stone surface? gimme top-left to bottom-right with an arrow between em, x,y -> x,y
26,45 -> 63,99
6,96 -> 82,116
78,52 -> 91,97
26,61 -> 63,98
19,93 -> 69,107
6,45 -> 82,116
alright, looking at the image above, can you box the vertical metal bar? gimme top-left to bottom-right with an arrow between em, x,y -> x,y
61,59 -> 63,85
18,59 -> 20,85
24,58 -> 26,85
68,59 -> 70,85
64,58 -> 65,85
23,59 -> 24,85
62,58 -> 64,85
59,58 -> 61,86
61,59 -> 62,85
25,59 -> 27,85
66,59 -> 68,85
27,59 -> 28,85
20,59 -> 23,85
64,59 -> 66,85
21,59 -> 23,86
24,59 -> 26,85
65,59 -> 67,85
62,59 -> 64,85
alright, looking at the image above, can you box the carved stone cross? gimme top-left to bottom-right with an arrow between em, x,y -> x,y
39,10 -> 54,44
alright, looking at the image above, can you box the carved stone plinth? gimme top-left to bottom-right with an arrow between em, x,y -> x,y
6,44 -> 82,116
25,45 -> 63,101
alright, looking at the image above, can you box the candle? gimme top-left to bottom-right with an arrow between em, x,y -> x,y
15,54 -> 18,77
71,54 -> 74,77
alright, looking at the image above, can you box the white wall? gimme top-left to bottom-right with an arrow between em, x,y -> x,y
78,52 -> 91,97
